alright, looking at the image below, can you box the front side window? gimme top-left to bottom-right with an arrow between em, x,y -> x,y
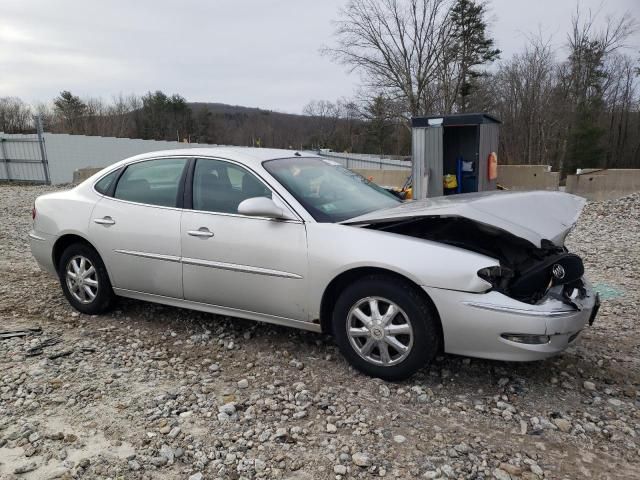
114,158 -> 187,207
192,158 -> 272,214
263,157 -> 401,222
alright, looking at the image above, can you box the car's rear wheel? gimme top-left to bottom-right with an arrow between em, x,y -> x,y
58,243 -> 115,315
332,274 -> 440,380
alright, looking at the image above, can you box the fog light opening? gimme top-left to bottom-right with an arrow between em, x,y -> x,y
501,333 -> 551,345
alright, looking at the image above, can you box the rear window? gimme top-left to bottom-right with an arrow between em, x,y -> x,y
94,170 -> 119,195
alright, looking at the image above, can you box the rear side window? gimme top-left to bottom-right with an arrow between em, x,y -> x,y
94,170 -> 119,195
114,158 -> 187,207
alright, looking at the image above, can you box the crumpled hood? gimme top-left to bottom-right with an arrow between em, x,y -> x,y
342,191 -> 586,248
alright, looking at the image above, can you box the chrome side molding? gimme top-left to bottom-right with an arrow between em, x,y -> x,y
113,249 -> 303,279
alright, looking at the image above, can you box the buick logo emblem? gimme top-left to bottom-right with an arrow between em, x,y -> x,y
552,264 -> 566,279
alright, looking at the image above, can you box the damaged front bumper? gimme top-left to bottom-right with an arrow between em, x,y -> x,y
424,279 -> 599,361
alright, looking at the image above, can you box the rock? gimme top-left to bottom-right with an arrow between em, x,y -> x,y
274,427 -> 288,439
530,464 -> 544,476
14,462 -> 38,474
499,462 -> 522,476
326,423 -> 337,433
150,456 -> 168,467
493,468 -> 512,480
188,473 -> 203,480
553,418 -> 572,433
289,359 -> 304,370
255,459 -> 266,472
237,378 -> 249,389
519,420 -> 528,435
334,464 -> 347,475
608,398 -> 623,407
441,464 -> 455,478
584,381 -> 596,391
379,385 -> 390,397
393,434 -> 407,444
160,444 -> 174,463
352,452 -> 372,467
219,403 -> 236,415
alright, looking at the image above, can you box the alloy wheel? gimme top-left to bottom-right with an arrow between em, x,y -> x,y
65,255 -> 99,304
346,296 -> 414,366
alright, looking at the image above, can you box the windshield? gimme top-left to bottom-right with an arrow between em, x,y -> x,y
263,157 -> 401,222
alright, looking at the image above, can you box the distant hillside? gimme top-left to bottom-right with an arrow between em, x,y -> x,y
187,102 -> 364,151
190,102 -> 291,117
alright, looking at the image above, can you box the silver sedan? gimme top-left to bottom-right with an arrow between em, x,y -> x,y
29,148 -> 599,380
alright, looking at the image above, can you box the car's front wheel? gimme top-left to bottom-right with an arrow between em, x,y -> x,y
58,243 -> 115,315
332,274 -> 440,380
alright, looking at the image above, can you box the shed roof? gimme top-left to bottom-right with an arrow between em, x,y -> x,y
412,113 -> 501,127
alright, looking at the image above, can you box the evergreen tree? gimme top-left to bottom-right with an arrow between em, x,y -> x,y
363,95 -> 394,156
561,14 -> 611,173
53,91 -> 87,133
449,0 -> 501,112
138,91 -> 193,141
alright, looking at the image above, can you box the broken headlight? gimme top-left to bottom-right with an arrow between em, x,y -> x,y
477,266 -> 512,290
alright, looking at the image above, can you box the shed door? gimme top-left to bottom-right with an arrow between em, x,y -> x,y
412,126 -> 443,198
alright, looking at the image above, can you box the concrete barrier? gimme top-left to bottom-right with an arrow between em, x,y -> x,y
352,168 -> 410,188
73,167 -> 103,184
565,169 -> 640,201
497,165 -> 559,191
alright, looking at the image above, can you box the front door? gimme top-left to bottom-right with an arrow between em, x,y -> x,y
89,157 -> 188,298
181,158 -> 309,321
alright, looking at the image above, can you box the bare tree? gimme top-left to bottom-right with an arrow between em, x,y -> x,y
325,0 -> 454,121
303,99 -> 343,147
490,36 -> 559,165
0,97 -> 32,133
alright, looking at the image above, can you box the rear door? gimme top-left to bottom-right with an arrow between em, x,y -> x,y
180,157 -> 309,321
89,157 -> 188,298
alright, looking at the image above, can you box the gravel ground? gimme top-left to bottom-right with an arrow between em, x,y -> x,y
0,184 -> 638,480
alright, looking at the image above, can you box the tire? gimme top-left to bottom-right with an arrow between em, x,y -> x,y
332,274 -> 440,381
58,243 -> 115,315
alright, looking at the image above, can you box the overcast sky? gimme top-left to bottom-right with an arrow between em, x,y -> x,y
1,0 -> 639,113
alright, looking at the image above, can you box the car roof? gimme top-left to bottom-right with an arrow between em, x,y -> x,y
119,147 -> 319,168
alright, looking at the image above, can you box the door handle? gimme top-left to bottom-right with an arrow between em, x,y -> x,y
187,228 -> 214,238
94,216 -> 115,225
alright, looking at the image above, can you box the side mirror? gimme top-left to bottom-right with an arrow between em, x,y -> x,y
237,197 -> 296,220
